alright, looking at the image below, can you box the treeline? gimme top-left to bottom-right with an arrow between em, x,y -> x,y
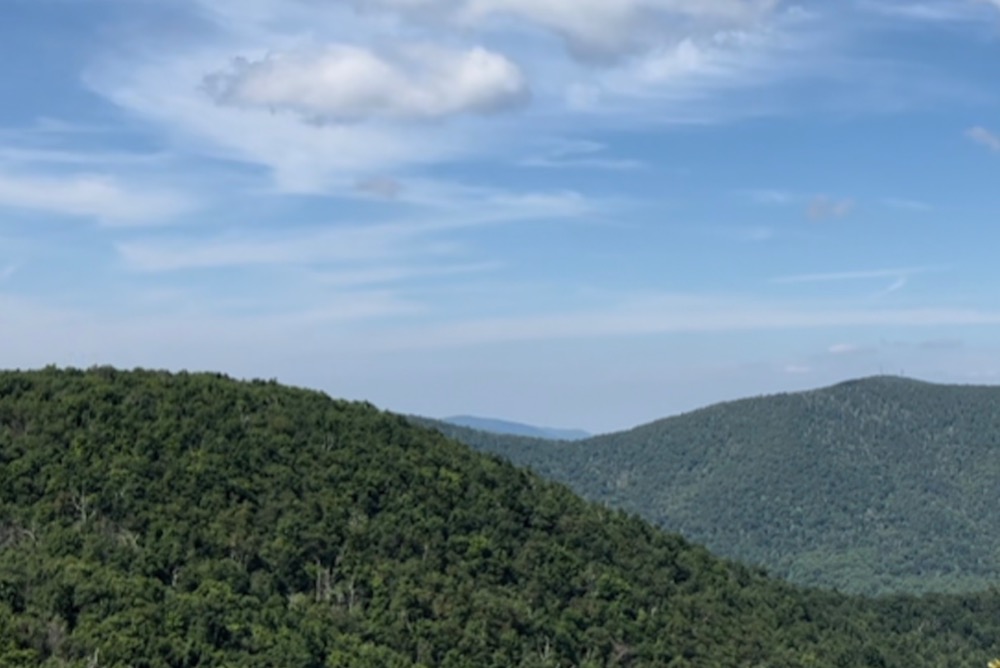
1,368 -> 999,666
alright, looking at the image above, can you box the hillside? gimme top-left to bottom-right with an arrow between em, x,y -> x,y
424,376 -> 1000,595
443,416 -> 590,441
2,368 -> 1000,666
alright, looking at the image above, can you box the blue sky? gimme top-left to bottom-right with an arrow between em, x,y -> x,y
2,0 -> 1000,433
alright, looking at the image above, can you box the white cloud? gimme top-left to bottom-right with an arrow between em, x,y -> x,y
566,7 -> 828,122
88,49 -> 481,193
967,126 -> 1000,151
520,139 -> 642,170
359,0 -> 781,61
204,44 -> 529,122
116,184 -> 593,273
366,297 -> 1000,350
116,222 -> 445,272
828,342 -> 862,355
0,172 -> 193,226
312,261 -> 500,288
859,1 -> 987,22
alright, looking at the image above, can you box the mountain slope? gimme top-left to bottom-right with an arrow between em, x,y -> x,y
443,415 -> 590,441
425,376 -> 1000,595
2,367 -> 1000,666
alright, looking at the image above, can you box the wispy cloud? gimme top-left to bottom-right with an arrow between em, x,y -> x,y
0,171 -> 194,226
828,342 -> 864,355
311,262 -> 502,289
520,139 -> 642,170
807,195 -> 855,221
857,0 -> 993,23
967,126 -> 1000,151
770,267 -> 938,284
116,222 -> 451,272
116,183 -> 595,273
872,276 -> 909,298
368,297 -> 1000,350
784,364 -> 812,374
360,0 -> 783,62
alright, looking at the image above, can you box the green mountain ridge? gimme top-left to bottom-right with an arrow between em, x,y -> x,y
3,367 -> 1000,666
418,376 -> 1000,595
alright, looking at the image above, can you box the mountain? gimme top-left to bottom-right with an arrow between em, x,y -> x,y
422,376 -> 1000,596
3,367 -> 1000,666
443,415 -> 590,441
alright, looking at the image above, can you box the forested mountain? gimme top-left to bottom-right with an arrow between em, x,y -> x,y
421,376 -> 1000,595
2,368 -> 1000,666
443,416 -> 589,441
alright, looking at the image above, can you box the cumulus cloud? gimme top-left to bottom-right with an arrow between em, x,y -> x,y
967,126 -> 1000,151
204,44 -> 529,122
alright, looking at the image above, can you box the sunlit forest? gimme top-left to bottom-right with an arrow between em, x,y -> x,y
2,367 -> 1000,667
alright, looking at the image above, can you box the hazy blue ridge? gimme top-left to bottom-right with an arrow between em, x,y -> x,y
443,415 -> 591,441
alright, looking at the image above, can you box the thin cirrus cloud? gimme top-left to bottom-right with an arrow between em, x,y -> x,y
115,186 -> 594,273
858,0 -> 995,22
0,171 -> 193,226
86,43 -> 528,194
360,297 -> 1000,351
967,126 -> 1000,151
806,195 -> 855,221
203,45 -> 530,122
770,267 -> 938,284
358,0 -> 781,61
115,223 -> 453,273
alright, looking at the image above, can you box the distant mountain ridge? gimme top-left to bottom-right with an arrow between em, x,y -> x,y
424,376 -> 1000,595
443,415 -> 590,441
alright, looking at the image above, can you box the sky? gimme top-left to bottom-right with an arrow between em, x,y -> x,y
2,0 -> 1000,433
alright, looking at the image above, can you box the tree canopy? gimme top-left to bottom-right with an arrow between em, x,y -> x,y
419,376 -> 1000,595
1,367 -> 1000,666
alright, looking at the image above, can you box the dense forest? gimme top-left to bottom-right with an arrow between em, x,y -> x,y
417,376 -> 1000,595
2,368 -> 1000,667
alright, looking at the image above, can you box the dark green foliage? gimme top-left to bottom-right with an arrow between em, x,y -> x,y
1,368 -> 1000,666
418,376 -> 1000,595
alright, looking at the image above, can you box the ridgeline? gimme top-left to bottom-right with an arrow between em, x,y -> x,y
420,376 -> 1000,595
1,368 -> 1000,666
